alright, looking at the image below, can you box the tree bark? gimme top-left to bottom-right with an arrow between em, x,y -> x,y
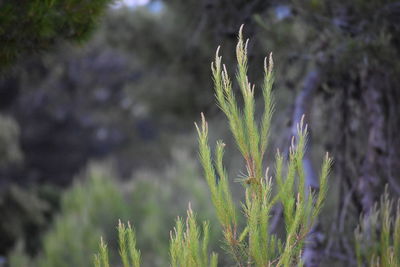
356,66 -> 400,213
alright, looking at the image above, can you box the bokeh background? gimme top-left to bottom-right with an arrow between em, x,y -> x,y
1,0 -> 400,266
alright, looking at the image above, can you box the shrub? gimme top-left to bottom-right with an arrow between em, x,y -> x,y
355,187 -> 400,266
16,150 -> 220,267
8,150 -> 219,267
36,165 -> 128,267
95,25 -> 332,267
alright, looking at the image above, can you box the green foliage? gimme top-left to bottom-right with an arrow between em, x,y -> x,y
127,150 -> 222,266
7,150 -> 220,267
37,165 -> 127,267
94,238 -> 110,267
0,0 -> 111,69
97,205 -> 217,267
195,26 -> 332,266
94,221 -> 141,267
169,206 -> 218,267
94,26 -> 332,267
355,188 -> 400,267
117,221 -> 141,267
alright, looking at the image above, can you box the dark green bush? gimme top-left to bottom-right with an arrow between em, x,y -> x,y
0,0 -> 111,69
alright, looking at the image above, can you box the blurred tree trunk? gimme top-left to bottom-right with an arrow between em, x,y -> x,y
295,63 -> 400,265
355,66 -> 400,213
324,59 -> 400,263
332,62 -> 400,216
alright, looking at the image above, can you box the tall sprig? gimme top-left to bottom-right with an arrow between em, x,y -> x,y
170,204 -> 218,267
197,25 -> 332,266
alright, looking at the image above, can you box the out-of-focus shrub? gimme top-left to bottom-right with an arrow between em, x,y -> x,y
9,150 -> 220,267
0,186 -> 53,258
36,165 -> 128,267
128,149 -> 221,266
355,188 -> 400,266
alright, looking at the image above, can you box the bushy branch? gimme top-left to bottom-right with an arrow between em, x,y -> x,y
94,237 -> 110,267
196,25 -> 332,267
94,222 -> 141,267
118,221 -> 141,267
355,187 -> 400,266
170,204 -> 218,267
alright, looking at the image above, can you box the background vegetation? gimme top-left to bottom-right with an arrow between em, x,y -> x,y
0,0 -> 399,266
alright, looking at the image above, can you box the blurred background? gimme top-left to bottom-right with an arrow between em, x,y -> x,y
0,0 -> 400,266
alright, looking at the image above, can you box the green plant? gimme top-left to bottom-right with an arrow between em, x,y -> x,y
94,221 -> 141,267
7,149 -> 219,267
355,188 -> 400,267
97,205 -> 217,267
37,165 -> 128,267
128,150 -> 222,266
95,26 -> 332,267
169,205 -> 218,267
0,0 -> 111,69
194,25 -> 332,266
